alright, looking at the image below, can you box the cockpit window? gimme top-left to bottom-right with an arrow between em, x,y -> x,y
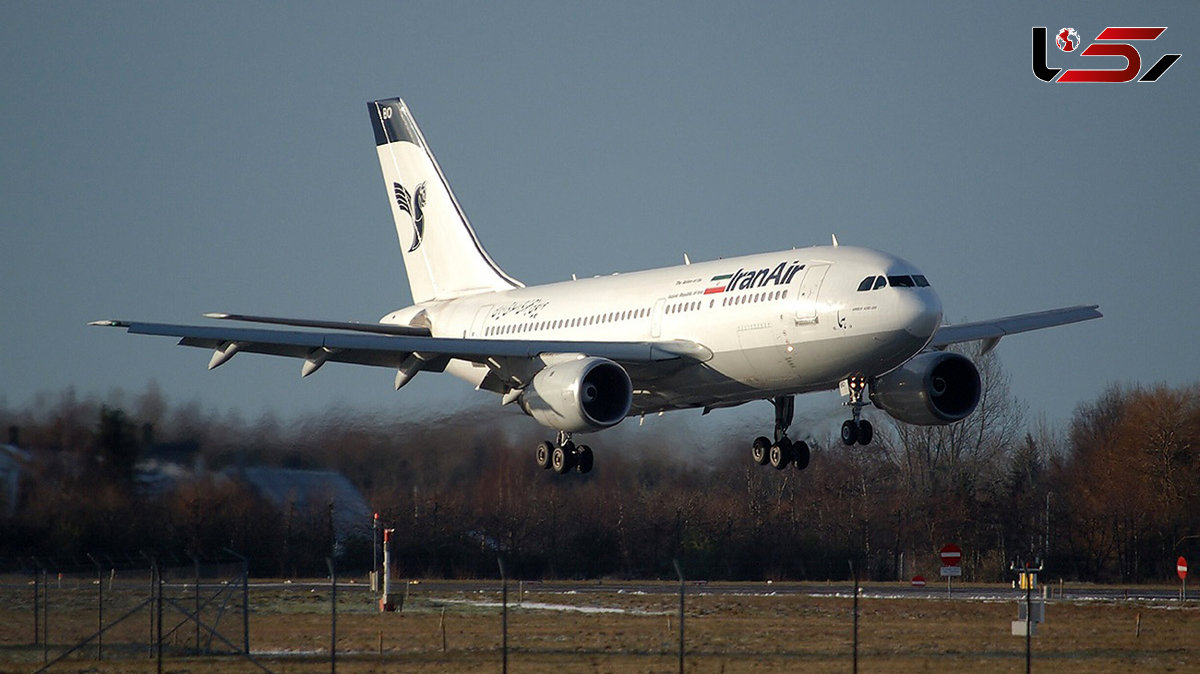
857,276 -> 875,292
887,275 -> 915,288
873,276 -> 887,290
913,275 -> 930,287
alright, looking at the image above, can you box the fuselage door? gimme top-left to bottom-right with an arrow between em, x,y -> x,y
651,298 -> 666,338
794,264 -> 830,324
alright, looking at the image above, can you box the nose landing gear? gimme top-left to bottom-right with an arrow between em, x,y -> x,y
840,375 -> 874,446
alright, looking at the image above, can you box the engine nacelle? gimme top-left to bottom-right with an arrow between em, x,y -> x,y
518,357 -> 632,432
869,351 -> 981,425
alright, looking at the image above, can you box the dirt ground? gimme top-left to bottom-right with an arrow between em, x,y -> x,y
1,579 -> 1197,673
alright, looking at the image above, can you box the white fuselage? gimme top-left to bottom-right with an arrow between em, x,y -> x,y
383,245 -> 943,416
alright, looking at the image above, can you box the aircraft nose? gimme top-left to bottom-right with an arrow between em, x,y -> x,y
903,289 -> 943,341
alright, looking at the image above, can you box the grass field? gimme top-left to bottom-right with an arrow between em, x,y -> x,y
2,578 -> 1198,673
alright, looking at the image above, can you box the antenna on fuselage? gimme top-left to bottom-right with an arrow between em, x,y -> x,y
832,234 -> 840,247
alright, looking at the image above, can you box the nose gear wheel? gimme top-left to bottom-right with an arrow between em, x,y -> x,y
841,375 -> 874,446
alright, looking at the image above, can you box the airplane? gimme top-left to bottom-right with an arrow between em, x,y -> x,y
92,97 -> 1102,475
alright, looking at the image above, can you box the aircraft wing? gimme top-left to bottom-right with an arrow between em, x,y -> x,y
89,319 -> 710,385
929,305 -> 1102,352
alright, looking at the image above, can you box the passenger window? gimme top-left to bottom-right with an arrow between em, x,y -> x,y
858,276 -> 875,292
873,276 -> 887,290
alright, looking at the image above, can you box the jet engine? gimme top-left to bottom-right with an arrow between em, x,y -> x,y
869,351 -> 981,425
518,357 -> 633,432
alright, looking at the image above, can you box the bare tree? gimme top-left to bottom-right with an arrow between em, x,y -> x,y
876,344 -> 1026,579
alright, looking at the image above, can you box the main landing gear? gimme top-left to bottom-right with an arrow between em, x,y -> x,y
750,395 -> 811,471
749,377 -> 876,468
840,375 -> 873,446
535,431 -> 594,475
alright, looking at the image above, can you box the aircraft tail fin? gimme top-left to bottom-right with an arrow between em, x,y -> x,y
369,98 -> 522,303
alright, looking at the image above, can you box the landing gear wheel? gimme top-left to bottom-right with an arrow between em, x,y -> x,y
791,440 -> 811,470
535,441 -> 554,470
857,420 -> 873,446
841,420 -> 859,446
751,436 -> 771,466
575,445 -> 594,474
551,443 -> 576,474
769,438 -> 792,470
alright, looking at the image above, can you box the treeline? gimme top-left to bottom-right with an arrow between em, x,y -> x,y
2,363 -> 1197,583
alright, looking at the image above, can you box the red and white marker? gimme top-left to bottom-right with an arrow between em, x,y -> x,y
940,544 -> 962,567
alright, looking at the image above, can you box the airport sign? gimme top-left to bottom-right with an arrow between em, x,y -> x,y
1178,556 -> 1188,581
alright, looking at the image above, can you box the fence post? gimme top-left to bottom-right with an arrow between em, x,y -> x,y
224,548 -> 250,654
31,563 -> 39,649
87,553 -> 103,660
498,558 -> 508,674
141,553 -> 154,659
850,561 -> 859,674
156,562 -> 164,674
673,559 -> 684,674
1025,578 -> 1032,674
327,557 -> 336,674
373,512 -> 379,602
190,553 -> 201,654
41,567 -> 49,664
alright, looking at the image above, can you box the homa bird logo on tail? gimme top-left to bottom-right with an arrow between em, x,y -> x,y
393,181 -> 427,252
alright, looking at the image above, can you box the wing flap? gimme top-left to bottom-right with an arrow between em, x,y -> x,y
204,312 -> 432,337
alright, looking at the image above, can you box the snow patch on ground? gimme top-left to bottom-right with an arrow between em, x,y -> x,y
438,598 -> 670,615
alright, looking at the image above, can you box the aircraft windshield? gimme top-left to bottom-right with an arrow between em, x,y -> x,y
857,274 -> 931,291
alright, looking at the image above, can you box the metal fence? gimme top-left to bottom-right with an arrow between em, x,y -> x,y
1,554 -> 1197,673
0,551 -> 254,671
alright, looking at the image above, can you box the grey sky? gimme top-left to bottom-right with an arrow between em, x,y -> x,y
2,2 -> 1197,438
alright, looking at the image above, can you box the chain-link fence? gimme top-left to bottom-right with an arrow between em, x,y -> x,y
0,551 -> 253,671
